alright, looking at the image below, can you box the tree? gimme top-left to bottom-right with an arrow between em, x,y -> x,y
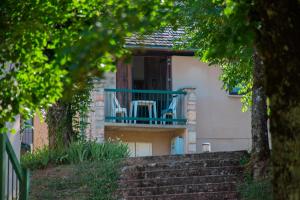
253,0 -> 300,198
46,79 -> 94,148
0,0 -> 175,139
192,0 -> 300,197
176,0 -> 270,177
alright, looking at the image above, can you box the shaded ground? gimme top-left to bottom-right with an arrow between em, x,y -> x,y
30,161 -> 121,200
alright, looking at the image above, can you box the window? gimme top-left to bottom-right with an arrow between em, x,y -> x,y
228,86 -> 242,96
125,142 -> 152,157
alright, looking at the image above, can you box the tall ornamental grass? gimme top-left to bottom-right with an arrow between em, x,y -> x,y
21,140 -> 129,169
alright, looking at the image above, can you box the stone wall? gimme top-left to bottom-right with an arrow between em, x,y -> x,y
86,72 -> 116,142
33,115 -> 49,150
183,88 -> 197,153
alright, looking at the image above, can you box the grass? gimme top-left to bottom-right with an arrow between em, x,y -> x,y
26,140 -> 129,200
30,160 -> 122,200
238,153 -> 273,200
21,140 -> 129,169
238,177 -> 273,200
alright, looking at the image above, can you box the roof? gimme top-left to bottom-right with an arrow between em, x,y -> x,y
125,28 -> 185,50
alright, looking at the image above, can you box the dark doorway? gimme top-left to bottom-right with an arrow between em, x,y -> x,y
132,56 -> 172,91
130,56 -> 172,123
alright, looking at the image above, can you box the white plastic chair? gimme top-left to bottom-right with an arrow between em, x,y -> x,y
112,94 -> 128,123
161,95 -> 178,125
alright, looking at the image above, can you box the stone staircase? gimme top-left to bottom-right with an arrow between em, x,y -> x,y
117,151 -> 247,200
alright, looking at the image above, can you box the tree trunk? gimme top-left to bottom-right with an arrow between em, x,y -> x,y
46,101 -> 74,149
254,0 -> 300,198
251,49 -> 270,179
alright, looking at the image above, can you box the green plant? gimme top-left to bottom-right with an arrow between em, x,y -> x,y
238,178 -> 273,200
240,153 -> 251,166
77,160 -> 122,200
238,153 -> 272,200
88,140 -> 129,161
21,140 -> 129,170
66,141 -> 89,164
30,159 -> 124,200
0,0 -> 176,133
21,147 -> 51,169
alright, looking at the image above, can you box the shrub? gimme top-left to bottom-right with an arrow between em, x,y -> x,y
77,160 -> 122,200
88,140 -> 129,161
66,141 -> 89,164
21,147 -> 51,169
238,177 -> 273,200
21,140 -> 129,170
238,154 -> 273,200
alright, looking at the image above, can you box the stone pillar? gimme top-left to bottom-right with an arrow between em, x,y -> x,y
182,88 -> 197,154
87,72 -> 116,142
33,115 -> 49,150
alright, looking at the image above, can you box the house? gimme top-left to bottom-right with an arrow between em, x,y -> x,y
85,29 -> 251,157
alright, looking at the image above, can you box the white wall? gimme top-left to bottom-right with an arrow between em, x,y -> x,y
172,56 -> 251,152
6,116 -> 21,158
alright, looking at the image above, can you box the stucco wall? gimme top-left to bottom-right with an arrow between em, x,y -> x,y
105,129 -> 184,156
172,56 -> 251,152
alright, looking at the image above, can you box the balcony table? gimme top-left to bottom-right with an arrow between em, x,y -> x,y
130,100 -> 157,124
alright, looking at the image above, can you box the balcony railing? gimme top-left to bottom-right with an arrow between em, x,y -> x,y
0,133 -> 30,200
104,89 -> 187,125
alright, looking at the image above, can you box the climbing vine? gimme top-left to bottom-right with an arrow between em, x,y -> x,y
46,78 -> 94,148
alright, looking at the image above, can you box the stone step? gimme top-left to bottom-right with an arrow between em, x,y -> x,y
122,159 -> 240,173
119,182 -> 237,197
119,175 -> 240,188
121,191 -> 239,200
120,166 -> 243,180
117,151 -> 246,200
124,151 -> 247,166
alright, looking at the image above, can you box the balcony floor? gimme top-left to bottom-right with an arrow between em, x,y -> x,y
104,122 -> 186,132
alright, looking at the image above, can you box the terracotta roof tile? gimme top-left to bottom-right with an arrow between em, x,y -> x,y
125,28 -> 184,49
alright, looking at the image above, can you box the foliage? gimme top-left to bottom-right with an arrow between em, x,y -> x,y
238,152 -> 272,200
176,0 -> 255,111
239,153 -> 251,166
70,79 -> 93,139
87,139 -> 130,161
71,79 -> 94,140
0,0 -> 176,132
30,160 -> 123,200
27,140 -> 129,199
238,177 -> 273,200
21,147 -> 52,170
21,140 -> 129,170
46,78 -> 94,147
79,160 -> 122,200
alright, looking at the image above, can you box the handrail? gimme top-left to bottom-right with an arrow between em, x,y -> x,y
104,88 -> 187,125
105,116 -> 187,123
104,88 -> 187,95
0,133 -> 30,200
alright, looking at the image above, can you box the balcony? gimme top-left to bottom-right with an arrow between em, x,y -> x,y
104,89 -> 187,127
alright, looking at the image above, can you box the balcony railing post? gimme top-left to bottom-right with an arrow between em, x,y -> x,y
0,133 -> 6,200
